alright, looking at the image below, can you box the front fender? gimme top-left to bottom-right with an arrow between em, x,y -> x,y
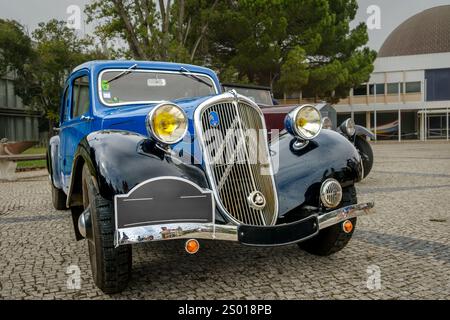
355,125 -> 375,139
66,130 -> 210,209
273,129 -> 362,217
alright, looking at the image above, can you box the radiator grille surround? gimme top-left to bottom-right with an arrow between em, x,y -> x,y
195,93 -> 278,226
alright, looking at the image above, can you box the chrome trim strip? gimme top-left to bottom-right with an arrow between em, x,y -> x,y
123,218 -> 209,228
180,195 -> 207,199
193,92 -> 279,226
123,197 -> 154,202
115,202 -> 375,246
97,69 -> 219,107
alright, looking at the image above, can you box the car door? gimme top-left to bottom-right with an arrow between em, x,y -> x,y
59,71 -> 93,193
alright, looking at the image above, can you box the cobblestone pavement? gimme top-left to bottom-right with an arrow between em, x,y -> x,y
1,142 -> 450,300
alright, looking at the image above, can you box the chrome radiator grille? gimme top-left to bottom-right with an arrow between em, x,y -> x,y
198,97 -> 278,226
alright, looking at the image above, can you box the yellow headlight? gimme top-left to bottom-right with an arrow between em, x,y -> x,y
294,105 -> 322,139
148,103 -> 187,144
285,105 -> 322,140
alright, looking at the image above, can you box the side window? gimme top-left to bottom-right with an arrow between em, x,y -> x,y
61,87 -> 70,122
72,75 -> 90,118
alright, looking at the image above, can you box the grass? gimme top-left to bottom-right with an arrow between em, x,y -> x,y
16,147 -> 47,169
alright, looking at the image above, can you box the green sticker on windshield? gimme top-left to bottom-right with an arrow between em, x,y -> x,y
101,80 -> 110,91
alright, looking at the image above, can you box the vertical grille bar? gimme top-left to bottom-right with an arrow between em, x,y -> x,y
198,98 -> 277,226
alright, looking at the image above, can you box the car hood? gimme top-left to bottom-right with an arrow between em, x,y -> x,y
100,95 -> 215,136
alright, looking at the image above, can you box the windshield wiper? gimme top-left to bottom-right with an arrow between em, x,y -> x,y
106,63 -> 138,84
179,66 -> 213,88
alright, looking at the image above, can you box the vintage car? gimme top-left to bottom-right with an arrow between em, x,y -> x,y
223,83 -> 375,178
48,61 -> 374,293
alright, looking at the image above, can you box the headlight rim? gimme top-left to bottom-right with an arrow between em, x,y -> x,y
286,104 -> 323,140
146,102 -> 188,145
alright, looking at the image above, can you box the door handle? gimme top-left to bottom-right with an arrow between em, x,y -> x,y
80,115 -> 94,121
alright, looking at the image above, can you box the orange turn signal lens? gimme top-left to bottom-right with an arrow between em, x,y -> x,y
185,239 -> 200,254
342,220 -> 354,234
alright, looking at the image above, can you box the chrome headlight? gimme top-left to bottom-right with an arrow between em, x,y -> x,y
285,105 -> 322,140
340,118 -> 356,137
147,103 -> 188,144
322,117 -> 333,130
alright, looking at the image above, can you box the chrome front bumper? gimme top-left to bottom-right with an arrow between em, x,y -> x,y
115,202 -> 374,247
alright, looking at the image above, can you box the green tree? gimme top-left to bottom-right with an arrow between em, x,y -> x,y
277,46 -> 309,96
85,0 -> 220,63
0,19 -> 105,134
207,0 -> 376,101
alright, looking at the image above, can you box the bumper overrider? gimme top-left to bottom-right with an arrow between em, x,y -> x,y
105,177 -> 374,247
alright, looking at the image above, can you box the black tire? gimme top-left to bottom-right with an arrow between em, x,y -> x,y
82,164 -> 132,294
298,186 -> 357,256
354,136 -> 373,178
51,182 -> 67,210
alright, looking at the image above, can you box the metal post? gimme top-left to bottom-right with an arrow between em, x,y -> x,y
424,79 -> 427,141
446,107 -> 449,141
374,109 -> 377,141
398,109 -> 401,142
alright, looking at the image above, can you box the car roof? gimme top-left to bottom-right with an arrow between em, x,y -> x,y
72,60 -> 218,78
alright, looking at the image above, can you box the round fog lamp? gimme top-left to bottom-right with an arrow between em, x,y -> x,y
320,178 -> 343,208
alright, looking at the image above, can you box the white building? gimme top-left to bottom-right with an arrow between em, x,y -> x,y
335,5 -> 450,141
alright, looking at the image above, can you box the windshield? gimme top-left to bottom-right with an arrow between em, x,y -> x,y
99,70 -> 217,106
223,86 -> 273,106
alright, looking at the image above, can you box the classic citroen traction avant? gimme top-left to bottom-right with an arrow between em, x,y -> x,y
48,60 -> 374,293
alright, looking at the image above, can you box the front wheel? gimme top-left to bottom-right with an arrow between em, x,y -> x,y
82,164 -> 132,293
298,186 -> 357,256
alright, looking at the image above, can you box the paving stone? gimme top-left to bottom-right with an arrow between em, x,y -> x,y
1,142 -> 450,299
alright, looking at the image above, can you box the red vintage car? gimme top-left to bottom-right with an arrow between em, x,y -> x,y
222,83 -> 375,178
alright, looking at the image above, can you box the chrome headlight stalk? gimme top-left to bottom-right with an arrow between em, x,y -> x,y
284,104 -> 322,141
340,118 -> 356,137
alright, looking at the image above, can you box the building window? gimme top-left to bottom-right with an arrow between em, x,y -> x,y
7,80 -> 16,108
368,84 -> 385,95
387,83 -> 400,94
353,85 -> 367,96
405,82 -> 421,93
425,68 -> 450,101
0,79 -> 6,107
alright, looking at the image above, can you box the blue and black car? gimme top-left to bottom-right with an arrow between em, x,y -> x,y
48,60 -> 374,293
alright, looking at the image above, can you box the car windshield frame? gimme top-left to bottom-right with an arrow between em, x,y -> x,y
98,68 -> 219,107
223,85 -> 274,106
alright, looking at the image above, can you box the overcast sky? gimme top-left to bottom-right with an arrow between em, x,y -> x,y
0,0 -> 449,51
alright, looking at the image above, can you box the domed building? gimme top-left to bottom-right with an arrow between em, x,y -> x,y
336,5 -> 450,141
